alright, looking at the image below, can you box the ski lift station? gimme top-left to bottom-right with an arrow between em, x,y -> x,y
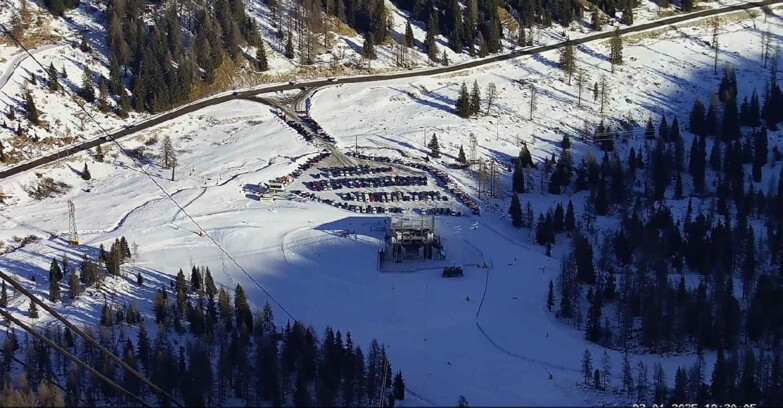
381,215 -> 445,263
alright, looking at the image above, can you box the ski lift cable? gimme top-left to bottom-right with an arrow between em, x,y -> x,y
0,23 -> 296,322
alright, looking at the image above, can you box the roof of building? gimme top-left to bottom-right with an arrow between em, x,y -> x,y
390,215 -> 435,231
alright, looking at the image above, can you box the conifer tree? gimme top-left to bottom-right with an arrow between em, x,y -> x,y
256,43 -> 269,71
28,299 -> 39,318
622,349 -> 633,396
559,38 -> 576,84
362,32 -> 376,60
582,349 -> 593,385
81,163 -> 91,180
284,33 -> 295,59
405,20 -> 414,48
425,13 -> 439,61
49,270 -> 61,302
610,28 -> 623,73
50,258 -> 63,282
565,200 -> 576,232
81,66 -> 95,103
393,370 -> 405,400
592,7 -> 603,31
68,271 -> 81,299
458,145 -> 467,163
546,280 -> 555,311
47,63 -> 59,92
428,134 -> 440,158
509,193 -> 523,227
23,87 -> 39,126
469,80 -> 481,115
455,82 -> 471,117
0,281 -> 7,307
441,50 -> 449,66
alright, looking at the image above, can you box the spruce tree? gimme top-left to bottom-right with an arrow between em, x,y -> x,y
81,66 -> 95,103
405,20 -> 414,48
559,38 -> 576,84
284,33 -> 295,59
469,80 -> 481,115
82,163 -> 91,180
69,271 -> 81,299
610,28 -> 623,72
425,13 -> 439,61
362,32 -> 376,60
546,280 -> 555,311
428,134 -> 440,158
455,82 -> 471,117
509,193 -> 523,227
50,258 -> 63,282
256,43 -> 269,71
582,349 -> 593,385
0,281 -> 7,307
28,299 -> 39,318
23,87 -> 39,126
458,145 -> 467,163
393,370 -> 405,400
47,63 -> 59,91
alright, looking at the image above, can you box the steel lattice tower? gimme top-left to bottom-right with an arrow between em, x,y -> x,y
67,200 -> 78,245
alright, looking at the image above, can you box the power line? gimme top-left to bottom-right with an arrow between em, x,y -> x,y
0,269 -> 183,407
0,336 -> 91,406
0,308 -> 151,407
0,23 -> 295,321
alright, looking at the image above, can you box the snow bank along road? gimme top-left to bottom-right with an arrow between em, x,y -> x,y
0,0 -> 778,180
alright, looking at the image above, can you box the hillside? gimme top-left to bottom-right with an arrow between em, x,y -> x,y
0,0 -> 754,169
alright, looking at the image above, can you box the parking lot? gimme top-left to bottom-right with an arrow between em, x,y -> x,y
286,153 -> 466,216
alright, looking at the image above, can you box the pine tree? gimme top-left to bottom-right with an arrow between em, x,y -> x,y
582,349 -> 593,385
81,66 -> 95,103
393,370 -> 405,400
559,38 -> 576,84
512,162 -> 525,193
601,351 -> 612,390
690,98 -> 707,136
469,80 -> 481,115
47,63 -> 59,92
622,349 -> 634,396
458,145 -> 467,163
428,134 -> 440,158
610,28 -> 623,72
81,163 -> 91,180
405,20 -> 414,48
68,271 -> 81,299
455,82 -> 471,117
256,42 -> 269,71
0,281 -> 7,307
565,200 -> 576,232
509,193 -> 523,227
362,32 -> 376,60
546,280 -> 555,311
425,13 -> 439,61
136,272 -> 143,286
50,258 -> 63,282
592,7 -> 603,31
441,49 -> 450,66
28,300 -> 39,318
284,33 -> 295,59
23,87 -> 39,126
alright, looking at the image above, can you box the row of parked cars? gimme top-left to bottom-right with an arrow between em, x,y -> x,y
304,174 -> 428,191
287,151 -> 331,180
314,165 -> 393,178
347,152 -> 481,215
337,190 -> 448,203
299,115 -> 336,144
290,190 -> 460,216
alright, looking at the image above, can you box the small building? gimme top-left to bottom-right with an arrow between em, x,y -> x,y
380,215 -> 444,263
442,266 -> 463,278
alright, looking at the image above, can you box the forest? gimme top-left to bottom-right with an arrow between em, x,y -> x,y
0,236 -> 406,407
503,52 -> 783,405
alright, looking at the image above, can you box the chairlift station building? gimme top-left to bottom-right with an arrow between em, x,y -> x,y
381,215 -> 445,263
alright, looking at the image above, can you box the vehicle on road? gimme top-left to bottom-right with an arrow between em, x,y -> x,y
288,81 -> 297,86
328,77 -> 338,82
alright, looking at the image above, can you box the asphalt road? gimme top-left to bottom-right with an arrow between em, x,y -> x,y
0,0 -> 778,180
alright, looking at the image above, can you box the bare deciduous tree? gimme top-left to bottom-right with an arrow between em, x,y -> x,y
529,84 -> 537,120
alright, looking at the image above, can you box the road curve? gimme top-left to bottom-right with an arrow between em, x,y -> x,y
0,43 -> 60,90
0,0 -> 777,180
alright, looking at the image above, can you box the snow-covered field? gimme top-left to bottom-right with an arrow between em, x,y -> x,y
1,6 -> 783,406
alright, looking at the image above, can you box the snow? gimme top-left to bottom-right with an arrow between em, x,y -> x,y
0,5 -> 782,407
